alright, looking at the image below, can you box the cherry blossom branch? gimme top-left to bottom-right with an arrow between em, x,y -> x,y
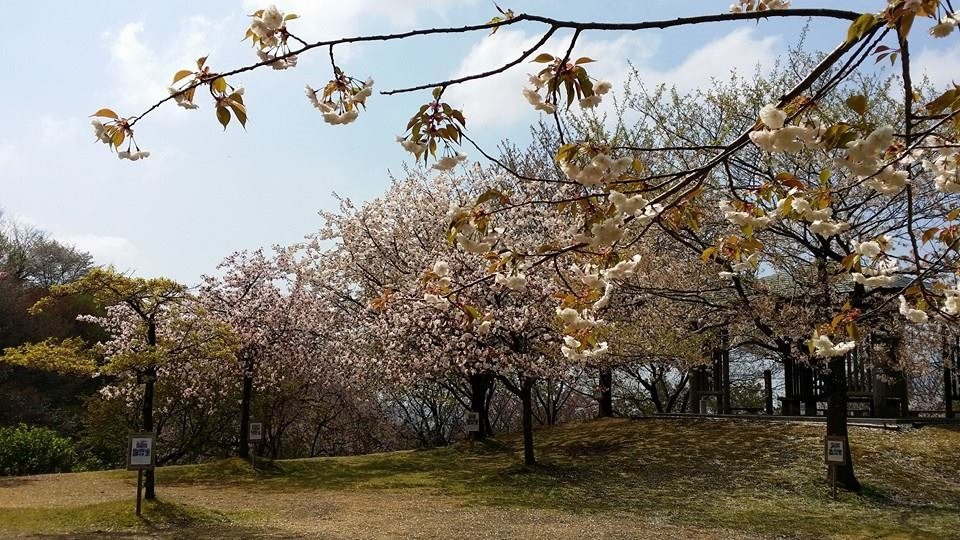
129,8 -> 864,127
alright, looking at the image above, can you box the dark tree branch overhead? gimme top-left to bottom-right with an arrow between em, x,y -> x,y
129,8 -> 865,127
381,26 -> 559,95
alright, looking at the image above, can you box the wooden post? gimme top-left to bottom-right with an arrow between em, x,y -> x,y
764,369 -> 773,415
135,470 -> 143,517
128,432 -> 154,516
831,464 -> 837,500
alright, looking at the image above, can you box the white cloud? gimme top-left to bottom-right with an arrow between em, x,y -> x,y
57,233 -> 140,271
38,115 -> 83,144
445,28 -> 778,129
913,44 -> 960,89
102,15 -> 232,109
0,143 -> 13,168
8,214 -> 140,272
634,28 -> 778,91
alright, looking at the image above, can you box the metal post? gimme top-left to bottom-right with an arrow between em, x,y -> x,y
136,470 -> 143,516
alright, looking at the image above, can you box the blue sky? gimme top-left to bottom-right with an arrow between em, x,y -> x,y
2,0 -> 956,285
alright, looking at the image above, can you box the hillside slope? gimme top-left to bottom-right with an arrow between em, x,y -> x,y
0,417 -> 958,539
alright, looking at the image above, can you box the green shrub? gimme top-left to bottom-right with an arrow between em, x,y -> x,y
0,424 -> 78,476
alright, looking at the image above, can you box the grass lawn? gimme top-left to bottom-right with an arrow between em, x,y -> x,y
0,417 -> 957,539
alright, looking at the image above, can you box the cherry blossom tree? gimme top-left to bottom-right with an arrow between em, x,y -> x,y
294,168 -> 582,464
88,0 -> 960,487
28,268 -> 235,498
200,249 -> 317,458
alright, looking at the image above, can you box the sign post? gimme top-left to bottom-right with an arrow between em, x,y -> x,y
127,432 -> 155,516
824,435 -> 847,500
248,422 -> 263,471
465,411 -> 480,447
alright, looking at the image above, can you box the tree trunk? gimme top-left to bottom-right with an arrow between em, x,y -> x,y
943,332 -> 955,419
238,367 -> 253,459
142,367 -> 156,500
763,369 -> 773,415
597,367 -> 613,417
826,355 -> 861,492
143,320 -> 157,500
520,376 -> 535,466
469,373 -> 493,440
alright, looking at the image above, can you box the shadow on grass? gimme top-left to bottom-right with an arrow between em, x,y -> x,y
0,498 -> 238,538
0,476 -> 35,488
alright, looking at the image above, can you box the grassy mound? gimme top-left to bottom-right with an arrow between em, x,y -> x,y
1,418 -> 958,539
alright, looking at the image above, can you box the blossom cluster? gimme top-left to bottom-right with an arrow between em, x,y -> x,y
923,142 -> 960,193
810,331 -> 855,358
850,236 -> 899,289
749,104 -> 821,153
246,5 -> 299,70
729,0 -> 790,13
929,11 -> 959,38
90,112 -> 149,161
838,125 -> 908,197
306,76 -> 374,125
521,53 -> 611,114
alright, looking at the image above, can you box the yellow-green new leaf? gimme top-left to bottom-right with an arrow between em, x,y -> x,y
172,69 -> 193,84
846,13 -> 877,43
845,94 -> 867,116
216,106 -> 231,129
91,108 -> 118,119
1,338 -> 96,377
229,101 -> 247,128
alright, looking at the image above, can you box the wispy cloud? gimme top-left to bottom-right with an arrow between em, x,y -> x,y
445,28 -> 778,130
913,43 -> 960,89
58,232 -> 140,272
102,15 -> 233,109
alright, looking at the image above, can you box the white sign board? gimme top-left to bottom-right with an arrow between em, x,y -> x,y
127,433 -> 155,470
825,437 -> 846,464
465,412 -> 480,432
249,422 -> 263,442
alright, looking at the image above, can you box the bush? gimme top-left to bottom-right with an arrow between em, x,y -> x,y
0,424 -> 78,475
